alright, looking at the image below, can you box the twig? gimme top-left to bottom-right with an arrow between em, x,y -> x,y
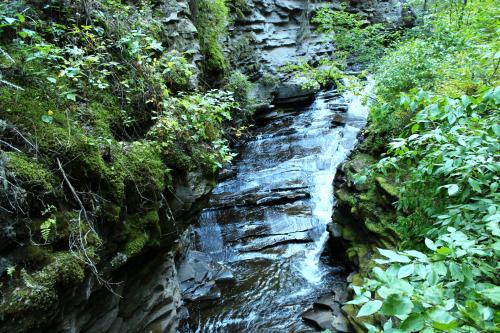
0,139 -> 22,153
57,157 -> 121,296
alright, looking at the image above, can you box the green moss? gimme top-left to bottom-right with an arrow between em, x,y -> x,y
375,176 -> 399,198
0,252 -> 84,316
124,232 -> 149,257
124,141 -> 167,193
4,152 -> 56,191
228,0 -> 252,20
194,0 -> 230,74
78,99 -> 123,139
23,246 -> 54,268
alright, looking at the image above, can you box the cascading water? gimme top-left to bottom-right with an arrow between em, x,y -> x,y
179,79 -> 373,332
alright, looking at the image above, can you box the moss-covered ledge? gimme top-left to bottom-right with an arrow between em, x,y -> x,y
329,142 -> 402,332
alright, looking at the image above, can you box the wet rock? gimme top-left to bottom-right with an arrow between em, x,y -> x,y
302,308 -> 335,331
48,251 -> 183,333
332,313 -> 351,332
179,251 -> 234,302
169,171 -> 214,217
238,230 -> 313,252
329,103 -> 350,112
315,293 -> 341,312
274,78 -> 318,106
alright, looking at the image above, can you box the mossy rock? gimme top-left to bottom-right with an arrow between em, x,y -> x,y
124,232 -> 149,257
0,252 -> 84,316
4,152 -> 57,192
375,176 -> 399,198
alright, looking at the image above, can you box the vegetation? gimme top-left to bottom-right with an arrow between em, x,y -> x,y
316,0 -> 500,331
313,5 -> 392,66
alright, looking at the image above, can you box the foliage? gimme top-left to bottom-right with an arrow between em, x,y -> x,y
223,71 -> 254,115
346,1 -> 500,331
280,58 -> 345,90
366,0 -> 499,149
0,1 -> 242,327
227,0 -> 252,20
313,5 -> 392,65
149,89 -> 238,172
352,89 -> 499,332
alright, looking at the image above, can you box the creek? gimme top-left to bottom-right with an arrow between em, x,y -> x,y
179,81 -> 371,332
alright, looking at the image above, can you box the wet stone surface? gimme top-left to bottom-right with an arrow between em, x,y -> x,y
179,85 -> 370,332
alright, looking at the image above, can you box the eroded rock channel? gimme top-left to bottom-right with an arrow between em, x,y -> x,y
178,82 -> 371,332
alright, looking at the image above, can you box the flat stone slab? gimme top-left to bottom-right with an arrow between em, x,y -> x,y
302,308 -> 334,331
314,293 -> 341,312
178,251 -> 234,302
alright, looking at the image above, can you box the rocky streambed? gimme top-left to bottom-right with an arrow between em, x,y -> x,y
177,81 -> 372,332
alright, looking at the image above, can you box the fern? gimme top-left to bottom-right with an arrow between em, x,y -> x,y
40,217 -> 56,242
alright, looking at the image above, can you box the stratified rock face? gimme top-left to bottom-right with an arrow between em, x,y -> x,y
229,0 -> 335,76
49,253 -> 181,333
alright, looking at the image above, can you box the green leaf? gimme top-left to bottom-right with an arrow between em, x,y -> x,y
47,77 -> 57,84
429,309 -> 458,330
467,178 -> 482,193
480,286 -> 500,305
346,296 -> 369,305
3,17 -> 16,24
436,247 -> 452,256
425,238 -> 437,251
65,93 -> 77,101
357,300 -> 383,317
378,248 -> 411,263
404,250 -> 428,260
380,294 -> 413,316
41,115 -> 54,124
411,123 -> 419,134
447,184 -> 459,196
448,262 -> 464,282
400,313 -> 425,332
398,264 -> 415,279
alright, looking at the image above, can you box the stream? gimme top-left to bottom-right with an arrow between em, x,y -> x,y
179,81 -> 371,332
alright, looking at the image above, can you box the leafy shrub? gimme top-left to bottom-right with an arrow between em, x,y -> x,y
343,1 -> 500,331
352,87 -> 500,333
280,58 -> 345,90
313,5 -> 392,65
149,89 -> 238,172
224,71 -> 253,115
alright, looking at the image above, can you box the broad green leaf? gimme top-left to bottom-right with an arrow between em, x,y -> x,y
400,313 -> 425,332
480,286 -> 500,305
3,17 -> 16,24
398,264 -> 415,279
346,296 -> 369,305
404,250 -> 428,261
41,115 -> 53,124
425,238 -> 437,251
380,294 -> 413,316
436,247 -> 452,256
447,184 -> 459,196
378,248 -> 411,263
429,309 -> 458,330
357,300 -> 383,317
